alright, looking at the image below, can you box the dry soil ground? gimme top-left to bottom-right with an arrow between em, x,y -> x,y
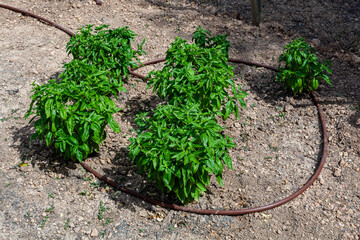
0,0 -> 359,239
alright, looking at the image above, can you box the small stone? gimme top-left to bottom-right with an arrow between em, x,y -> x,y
90,229 -> 98,237
351,54 -> 360,64
230,10 -> 240,19
312,38 -> 321,47
284,104 -> 294,112
318,176 -> 325,185
139,210 -> 148,217
234,122 -> 241,128
339,159 -> 346,167
333,168 -> 341,177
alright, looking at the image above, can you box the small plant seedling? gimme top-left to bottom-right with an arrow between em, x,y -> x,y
276,112 -> 286,118
41,216 -> 49,229
48,193 -> 55,199
64,218 -> 70,230
98,201 -> 108,220
79,190 -> 90,196
5,182 -> 12,188
45,205 -> 55,213
83,177 -> 92,181
24,212 -> 31,219
90,181 -> 100,188
240,133 -> 249,142
103,218 -> 114,226
269,144 -> 279,152
276,37 -> 332,95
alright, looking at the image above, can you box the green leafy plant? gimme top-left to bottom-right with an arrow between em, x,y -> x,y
276,37 -> 332,95
129,103 -> 236,205
147,28 -> 246,120
129,27 -> 245,205
66,24 -> 145,81
192,26 -> 230,57
25,25 -> 145,162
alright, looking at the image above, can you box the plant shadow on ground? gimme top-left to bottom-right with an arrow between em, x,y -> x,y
348,110 -> 360,129
98,146 -> 183,213
9,71 -> 80,176
120,94 -> 163,131
99,82 -> 180,212
9,124 -> 78,176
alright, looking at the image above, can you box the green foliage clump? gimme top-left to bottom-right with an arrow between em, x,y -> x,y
129,27 -> 246,205
276,37 -> 332,95
129,103 -> 235,205
25,25 -> 145,161
192,26 -> 230,57
148,27 -> 246,120
66,24 -> 145,80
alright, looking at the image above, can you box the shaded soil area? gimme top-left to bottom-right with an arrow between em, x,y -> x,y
0,0 -> 359,239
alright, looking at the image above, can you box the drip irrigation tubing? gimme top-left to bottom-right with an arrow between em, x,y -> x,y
1,3 -> 328,215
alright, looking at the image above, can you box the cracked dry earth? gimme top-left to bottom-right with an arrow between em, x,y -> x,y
0,0 -> 359,239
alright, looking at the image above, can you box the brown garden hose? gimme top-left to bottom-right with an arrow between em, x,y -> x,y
0,3 -> 328,215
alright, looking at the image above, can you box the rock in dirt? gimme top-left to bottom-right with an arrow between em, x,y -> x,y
284,104 -> 294,112
333,168 -> 342,177
90,228 -> 98,237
